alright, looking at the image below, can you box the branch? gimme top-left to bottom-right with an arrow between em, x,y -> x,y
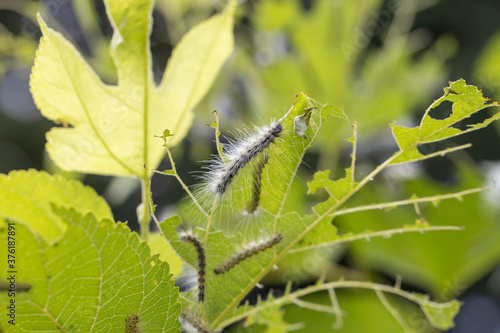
217,280 -> 458,330
289,224 -> 463,253
332,187 -> 484,217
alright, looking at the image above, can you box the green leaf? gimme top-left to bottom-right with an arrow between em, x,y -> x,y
246,307 -> 293,333
307,168 -> 356,215
0,208 -> 180,332
194,94 -> 342,235
30,0 -> 235,176
148,232 -> 184,278
297,117 -> 357,250
158,87 -> 483,331
416,296 -> 460,330
302,81 -> 500,262
390,79 -> 500,164
160,95 -> 342,328
0,170 -> 112,243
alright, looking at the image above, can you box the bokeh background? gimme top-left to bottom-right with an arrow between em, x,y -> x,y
1,0 -> 500,332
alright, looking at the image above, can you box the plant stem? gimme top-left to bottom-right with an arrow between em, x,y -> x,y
217,279 -> 455,329
139,178 -> 151,241
163,145 -> 208,217
332,187 -> 483,217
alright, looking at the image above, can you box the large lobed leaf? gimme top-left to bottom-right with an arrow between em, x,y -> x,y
0,208 -> 180,332
0,170 -> 182,331
30,0 -> 235,176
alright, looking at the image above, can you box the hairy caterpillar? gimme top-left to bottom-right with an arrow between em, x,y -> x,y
181,233 -> 206,302
125,314 -> 140,333
180,309 -> 209,333
184,109 -> 300,236
200,121 -> 282,198
214,233 -> 282,274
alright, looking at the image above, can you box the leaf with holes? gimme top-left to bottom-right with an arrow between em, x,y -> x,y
159,94 -> 342,330
390,79 -> 500,164
155,83 -> 498,332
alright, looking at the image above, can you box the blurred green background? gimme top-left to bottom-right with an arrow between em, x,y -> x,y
1,0 -> 500,331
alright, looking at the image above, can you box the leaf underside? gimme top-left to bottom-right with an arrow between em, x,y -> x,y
0,208 -> 181,332
0,169 -> 112,243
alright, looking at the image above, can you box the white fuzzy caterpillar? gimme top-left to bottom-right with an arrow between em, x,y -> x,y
201,121 -> 282,197
187,112 -> 293,234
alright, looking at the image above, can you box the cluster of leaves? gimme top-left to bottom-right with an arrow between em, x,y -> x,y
1,0 -> 500,332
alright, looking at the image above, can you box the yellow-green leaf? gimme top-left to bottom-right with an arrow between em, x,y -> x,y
30,0 -> 235,176
390,79 -> 500,164
148,232 -> 183,278
0,170 -> 112,243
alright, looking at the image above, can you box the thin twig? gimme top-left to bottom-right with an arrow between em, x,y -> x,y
331,187 -> 483,217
